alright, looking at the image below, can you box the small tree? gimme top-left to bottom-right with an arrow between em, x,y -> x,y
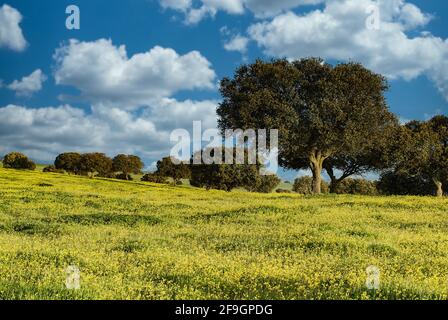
54,152 -> 81,174
79,153 -> 113,178
2,152 -> 36,170
156,157 -> 191,184
113,154 -> 144,180
332,178 -> 378,195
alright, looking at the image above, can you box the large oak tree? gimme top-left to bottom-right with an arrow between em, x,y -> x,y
217,58 -> 397,193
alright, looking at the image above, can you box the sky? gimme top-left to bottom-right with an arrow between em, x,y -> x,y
0,0 -> 447,179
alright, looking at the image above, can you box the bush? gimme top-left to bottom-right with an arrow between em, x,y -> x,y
293,176 -> 329,194
2,152 -> 36,170
141,173 -> 168,184
249,175 -> 281,193
333,178 -> 378,195
115,173 -> 133,181
43,165 -> 64,174
276,189 -> 292,194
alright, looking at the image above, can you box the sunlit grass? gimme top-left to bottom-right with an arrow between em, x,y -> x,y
0,167 -> 447,300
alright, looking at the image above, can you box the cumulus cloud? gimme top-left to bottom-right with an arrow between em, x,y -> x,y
0,100 -> 218,164
0,4 -> 27,51
248,0 -> 448,101
224,34 -> 249,54
160,0 -> 323,24
7,69 -> 47,96
54,39 -> 216,108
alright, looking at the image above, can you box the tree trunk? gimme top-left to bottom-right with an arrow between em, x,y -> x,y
433,178 -> 443,198
309,150 -> 326,194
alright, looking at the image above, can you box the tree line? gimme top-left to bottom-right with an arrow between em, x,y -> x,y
1,57 -> 447,196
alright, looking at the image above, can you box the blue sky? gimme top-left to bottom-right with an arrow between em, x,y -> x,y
0,0 -> 447,179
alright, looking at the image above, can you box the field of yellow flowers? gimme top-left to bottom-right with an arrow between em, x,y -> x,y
0,167 -> 447,300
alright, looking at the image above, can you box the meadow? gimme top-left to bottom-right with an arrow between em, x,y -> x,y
0,167 -> 447,300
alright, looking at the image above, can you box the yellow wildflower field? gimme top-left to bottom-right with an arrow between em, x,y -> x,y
0,167 -> 447,300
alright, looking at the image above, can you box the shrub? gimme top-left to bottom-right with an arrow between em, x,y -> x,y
115,173 -> 133,181
333,178 -> 378,195
276,189 -> 292,194
141,173 -> 168,184
293,176 -> 329,194
250,175 -> 281,193
2,152 -> 36,170
43,165 -> 64,174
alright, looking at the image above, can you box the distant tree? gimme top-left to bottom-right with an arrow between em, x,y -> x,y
141,173 -> 168,184
54,152 -> 81,174
391,116 -> 448,197
293,176 -> 329,195
156,157 -> 191,184
113,154 -> 144,180
43,165 -> 64,174
79,153 -> 113,178
190,148 -> 260,192
2,152 -> 36,170
217,58 -> 397,194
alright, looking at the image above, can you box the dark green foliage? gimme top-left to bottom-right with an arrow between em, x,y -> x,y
190,148 -> 261,192
377,171 -> 441,196
79,153 -> 113,178
293,177 -> 329,195
217,58 -> 397,194
112,154 -> 144,180
389,116 -> 448,197
276,189 -> 292,194
54,153 -> 81,174
141,173 -> 168,184
43,165 -> 64,174
247,175 -> 281,193
156,157 -> 191,183
115,173 -> 133,181
2,152 -> 36,170
332,178 -> 378,195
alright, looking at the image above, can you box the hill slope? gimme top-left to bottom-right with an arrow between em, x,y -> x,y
0,168 -> 447,299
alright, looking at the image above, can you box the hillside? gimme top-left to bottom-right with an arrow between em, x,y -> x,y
0,168 -> 447,299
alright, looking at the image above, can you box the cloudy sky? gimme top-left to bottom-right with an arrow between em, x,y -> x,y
0,0 -> 447,175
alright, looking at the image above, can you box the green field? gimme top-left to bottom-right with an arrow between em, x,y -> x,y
0,167 -> 447,300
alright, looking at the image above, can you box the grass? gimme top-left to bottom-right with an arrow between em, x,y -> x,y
0,167 -> 447,300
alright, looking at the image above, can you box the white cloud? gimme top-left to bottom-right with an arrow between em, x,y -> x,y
160,0 -> 324,24
54,39 -> 216,108
0,100 -> 218,164
224,34 -> 249,54
0,4 -> 27,51
7,69 -> 47,96
248,0 -> 448,101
